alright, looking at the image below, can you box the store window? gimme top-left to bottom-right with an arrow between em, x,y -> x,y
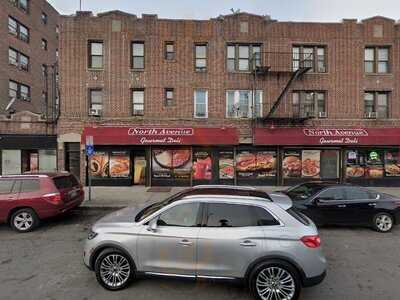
132,42 -> 144,70
132,89 -> 144,116
193,149 -> 213,181
226,90 -> 262,118
38,150 -> 57,172
218,150 -> 234,181
194,89 -> 208,118
152,149 -> 191,182
88,41 -> 103,69
292,91 -> 326,118
236,150 -> 277,183
194,44 -> 207,72
88,89 -> 102,116
227,44 -> 261,72
293,45 -> 326,72
364,92 -> 389,119
165,41 -> 175,60
2,150 -> 21,175
364,47 -> 389,73
90,151 -> 130,179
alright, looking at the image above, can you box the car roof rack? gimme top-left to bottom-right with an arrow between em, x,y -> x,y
192,184 -> 257,190
182,194 -> 272,202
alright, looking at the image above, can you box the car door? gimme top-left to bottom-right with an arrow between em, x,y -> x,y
196,202 -> 266,278
0,179 -> 19,221
342,187 -> 377,225
137,201 -> 202,276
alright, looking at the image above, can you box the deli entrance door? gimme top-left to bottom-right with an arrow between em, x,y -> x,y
192,148 -> 234,186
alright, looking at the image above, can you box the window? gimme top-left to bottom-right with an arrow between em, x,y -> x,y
205,203 -> 278,227
41,12 -> 47,24
165,88 -> 174,106
364,92 -> 389,119
8,48 -> 18,66
0,180 -> 15,194
9,80 -> 30,100
89,89 -> 102,116
194,89 -> 208,118
344,187 -> 371,200
42,64 -> 47,77
8,17 -> 29,42
195,44 -> 207,72
226,90 -> 262,118
292,91 -> 326,118
132,89 -> 144,116
317,188 -> 344,201
132,42 -> 144,69
9,0 -> 29,12
364,47 -> 389,73
165,42 -> 175,60
293,45 -> 326,72
227,44 -> 261,72
41,39 -> 47,50
56,25 -> 59,35
53,175 -> 79,189
157,203 -> 200,227
20,179 -> 40,193
88,41 -> 103,69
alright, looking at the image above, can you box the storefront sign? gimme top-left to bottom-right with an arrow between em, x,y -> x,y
83,126 -> 238,145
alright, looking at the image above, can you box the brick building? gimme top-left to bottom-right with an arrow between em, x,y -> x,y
58,10 -> 400,187
0,0 -> 59,175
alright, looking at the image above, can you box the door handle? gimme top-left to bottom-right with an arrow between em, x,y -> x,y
369,203 -> 377,207
240,240 -> 257,247
337,204 -> 346,208
178,239 -> 193,246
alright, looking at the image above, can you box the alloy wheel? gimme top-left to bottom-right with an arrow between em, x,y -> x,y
100,254 -> 131,288
375,214 -> 393,232
13,212 -> 34,231
256,266 -> 296,300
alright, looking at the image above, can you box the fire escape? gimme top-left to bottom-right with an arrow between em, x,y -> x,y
250,51 -> 312,126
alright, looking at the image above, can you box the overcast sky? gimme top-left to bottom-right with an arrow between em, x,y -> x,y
47,0 -> 400,22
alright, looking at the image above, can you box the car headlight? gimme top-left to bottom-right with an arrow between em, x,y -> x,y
88,229 -> 98,240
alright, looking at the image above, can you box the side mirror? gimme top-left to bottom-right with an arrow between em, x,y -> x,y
147,217 -> 158,232
314,197 -> 331,204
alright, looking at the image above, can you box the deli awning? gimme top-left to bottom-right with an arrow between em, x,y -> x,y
82,126 -> 239,145
254,127 -> 400,146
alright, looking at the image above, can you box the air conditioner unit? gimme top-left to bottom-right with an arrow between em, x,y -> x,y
318,111 -> 328,118
89,108 -> 102,116
364,112 -> 377,119
302,111 -> 315,118
20,96 -> 30,101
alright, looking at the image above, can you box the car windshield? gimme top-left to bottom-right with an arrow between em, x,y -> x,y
285,183 -> 326,201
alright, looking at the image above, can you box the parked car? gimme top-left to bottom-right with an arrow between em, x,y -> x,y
84,186 -> 326,300
283,182 -> 400,232
0,172 -> 84,232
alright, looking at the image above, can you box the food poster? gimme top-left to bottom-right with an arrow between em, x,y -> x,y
282,151 -> 302,178
384,150 -> 400,177
152,149 -> 191,179
301,150 -> 321,178
193,150 -> 212,180
345,150 -> 365,178
256,151 -> 277,178
134,156 -> 147,184
90,152 -> 109,178
365,150 -> 384,178
236,151 -> 256,178
219,151 -> 234,179
110,151 -> 130,178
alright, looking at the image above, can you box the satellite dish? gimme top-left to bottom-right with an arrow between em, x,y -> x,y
5,97 -> 16,112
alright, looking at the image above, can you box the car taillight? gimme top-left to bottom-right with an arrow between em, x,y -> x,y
301,235 -> 321,248
394,201 -> 400,208
43,193 -> 62,205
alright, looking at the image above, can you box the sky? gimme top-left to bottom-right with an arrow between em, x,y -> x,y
47,0 -> 400,22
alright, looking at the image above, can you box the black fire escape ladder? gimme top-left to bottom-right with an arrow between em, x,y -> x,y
265,66 -> 310,119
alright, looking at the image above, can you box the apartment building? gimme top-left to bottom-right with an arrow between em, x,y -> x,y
0,0 -> 59,175
59,10 -> 400,186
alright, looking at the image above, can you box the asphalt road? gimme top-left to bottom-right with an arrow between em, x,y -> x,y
1,209 -> 399,300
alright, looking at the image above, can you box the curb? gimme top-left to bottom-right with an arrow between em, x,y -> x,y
77,205 -> 125,210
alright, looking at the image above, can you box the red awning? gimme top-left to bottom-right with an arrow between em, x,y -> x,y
254,127 -> 400,146
82,126 -> 239,146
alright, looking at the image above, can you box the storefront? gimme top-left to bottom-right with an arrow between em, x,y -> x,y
254,127 -> 400,187
0,134 -> 57,175
82,126 -> 239,186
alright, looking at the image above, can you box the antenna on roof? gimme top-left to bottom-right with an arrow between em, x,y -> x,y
79,0 -> 82,11
230,8 -> 241,14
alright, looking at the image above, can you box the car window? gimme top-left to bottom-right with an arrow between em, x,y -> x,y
157,202 -> 200,227
317,188 -> 344,201
206,203 -> 274,227
286,183 -> 325,200
0,180 -> 15,194
20,179 -> 40,193
53,175 -> 79,189
344,187 -> 371,200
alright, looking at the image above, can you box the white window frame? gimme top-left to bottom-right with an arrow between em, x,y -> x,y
225,90 -> 263,118
194,89 -> 208,118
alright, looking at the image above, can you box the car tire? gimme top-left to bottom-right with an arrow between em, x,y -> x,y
373,212 -> 394,233
10,208 -> 40,233
249,260 -> 301,300
95,248 -> 135,290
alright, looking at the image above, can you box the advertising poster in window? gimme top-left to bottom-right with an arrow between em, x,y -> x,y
384,150 -> 400,177
193,150 -> 212,180
134,156 -> 146,184
110,151 -> 130,178
256,151 -> 277,178
173,149 -> 192,180
219,151 -> 234,179
152,149 -> 191,179
345,150 -> 365,178
236,151 -> 256,178
365,150 -> 384,178
90,152 -> 109,178
301,150 -> 321,178
282,151 -> 302,178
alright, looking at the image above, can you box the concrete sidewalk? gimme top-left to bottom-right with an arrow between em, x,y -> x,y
80,185 -> 400,208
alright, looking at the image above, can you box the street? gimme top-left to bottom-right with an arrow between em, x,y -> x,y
1,208 -> 399,300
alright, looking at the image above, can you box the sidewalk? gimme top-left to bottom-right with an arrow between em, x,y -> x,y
80,186 -> 400,208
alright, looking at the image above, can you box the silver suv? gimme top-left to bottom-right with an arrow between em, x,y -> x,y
83,188 -> 326,300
